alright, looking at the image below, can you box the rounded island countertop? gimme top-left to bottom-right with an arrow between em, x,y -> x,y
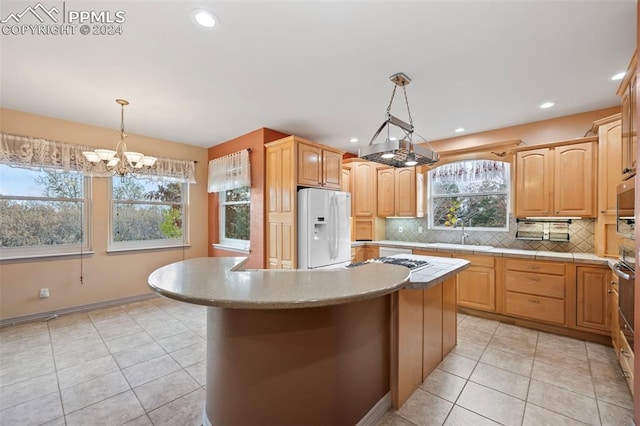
148,257 -> 411,309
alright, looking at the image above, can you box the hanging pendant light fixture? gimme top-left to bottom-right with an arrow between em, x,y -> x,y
359,73 -> 439,168
83,99 -> 157,177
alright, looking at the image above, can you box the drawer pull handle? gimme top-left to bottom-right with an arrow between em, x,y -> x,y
621,350 -> 632,358
529,266 -> 541,270
529,277 -> 541,282
622,371 -> 631,378
608,290 -> 613,294
528,299 -> 540,304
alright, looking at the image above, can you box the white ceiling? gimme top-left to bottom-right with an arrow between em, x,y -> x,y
0,1 -> 636,154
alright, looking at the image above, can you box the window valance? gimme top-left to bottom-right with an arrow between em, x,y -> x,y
208,149 -> 251,193
0,133 -> 196,183
431,160 -> 508,184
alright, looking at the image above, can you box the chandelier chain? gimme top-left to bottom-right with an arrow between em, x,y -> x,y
402,85 -> 414,128
385,84 -> 398,115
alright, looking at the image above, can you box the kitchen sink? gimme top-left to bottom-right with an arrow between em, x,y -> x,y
425,243 -> 494,251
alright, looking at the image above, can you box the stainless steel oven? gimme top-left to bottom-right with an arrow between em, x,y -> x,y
615,240 -> 636,348
617,179 -> 635,239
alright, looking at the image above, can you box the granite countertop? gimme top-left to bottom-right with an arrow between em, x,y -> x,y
148,256 -> 470,309
353,240 -> 611,266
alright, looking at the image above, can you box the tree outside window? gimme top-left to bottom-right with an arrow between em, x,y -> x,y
429,160 -> 510,230
220,186 -> 250,248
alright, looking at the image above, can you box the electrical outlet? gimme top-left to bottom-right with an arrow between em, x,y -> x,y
398,226 -> 403,233
39,288 -> 49,299
418,226 -> 423,234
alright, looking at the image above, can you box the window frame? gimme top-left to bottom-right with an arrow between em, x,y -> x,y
218,186 -> 251,251
428,161 -> 511,232
108,177 -> 189,252
0,165 -> 93,260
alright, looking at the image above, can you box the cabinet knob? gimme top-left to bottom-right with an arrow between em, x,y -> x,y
555,211 -> 559,214
601,210 -> 606,213
622,350 -> 631,358
528,298 -> 540,304
608,290 -> 613,294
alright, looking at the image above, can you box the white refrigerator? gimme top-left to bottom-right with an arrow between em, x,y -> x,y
298,188 -> 351,269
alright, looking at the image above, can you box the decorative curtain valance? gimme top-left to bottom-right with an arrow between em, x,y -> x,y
431,160 -> 508,184
208,149 -> 251,193
0,133 -> 196,183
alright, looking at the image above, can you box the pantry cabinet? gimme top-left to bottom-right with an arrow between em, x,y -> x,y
593,115 -> 623,258
515,139 -> 597,218
576,266 -> 610,333
265,136 -> 344,269
344,159 -> 385,240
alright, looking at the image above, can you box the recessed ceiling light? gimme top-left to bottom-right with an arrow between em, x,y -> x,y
612,72 -> 626,81
540,102 -> 555,109
389,137 -> 397,141
454,127 -> 465,133
350,137 -> 358,143
191,9 -> 218,28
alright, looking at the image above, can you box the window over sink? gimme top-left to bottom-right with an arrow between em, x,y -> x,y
428,160 -> 510,231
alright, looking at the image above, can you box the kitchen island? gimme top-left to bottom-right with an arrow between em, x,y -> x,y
148,255 -> 469,425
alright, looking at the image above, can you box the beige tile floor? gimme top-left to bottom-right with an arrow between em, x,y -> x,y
0,299 -> 634,426
378,313 -> 635,426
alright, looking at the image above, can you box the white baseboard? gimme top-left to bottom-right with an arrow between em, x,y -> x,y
0,293 -> 158,328
356,391 -> 392,426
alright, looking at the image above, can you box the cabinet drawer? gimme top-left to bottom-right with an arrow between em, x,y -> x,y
505,271 -> 565,299
454,254 -> 494,268
505,259 -> 565,275
505,291 -> 565,325
354,218 -> 373,241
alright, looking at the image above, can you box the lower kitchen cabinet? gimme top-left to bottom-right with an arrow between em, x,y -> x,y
393,277 -> 457,408
364,245 -> 379,260
576,266 -> 610,333
503,259 -> 567,326
455,254 -> 496,312
619,329 -> 635,396
610,274 -> 620,354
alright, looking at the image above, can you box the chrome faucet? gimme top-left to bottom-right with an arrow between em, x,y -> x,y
455,219 -> 470,245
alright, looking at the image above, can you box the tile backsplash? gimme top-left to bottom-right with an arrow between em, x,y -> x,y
385,216 -> 595,253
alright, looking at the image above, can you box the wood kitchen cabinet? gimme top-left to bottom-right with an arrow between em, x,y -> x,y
455,254 -> 496,312
618,51 -> 637,181
515,139 -> 597,218
377,167 -> 424,217
297,140 -> 343,189
344,159 -> 385,240
265,136 -> 344,269
610,273 -> 620,354
393,276 -> 457,408
363,245 -> 379,260
576,266 -> 610,333
593,115 -> 623,258
503,259 -> 567,325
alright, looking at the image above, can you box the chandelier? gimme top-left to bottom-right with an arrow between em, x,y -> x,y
359,72 -> 439,168
83,99 -> 157,176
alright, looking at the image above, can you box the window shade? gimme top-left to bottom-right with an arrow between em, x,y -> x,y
207,149 -> 251,193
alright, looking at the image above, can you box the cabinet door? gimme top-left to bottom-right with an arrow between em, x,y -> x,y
395,167 -> 416,216
422,285 -> 443,380
576,266 -> 610,332
364,245 -> 379,260
341,167 -> 351,193
622,74 -> 637,180
599,120 -> 623,213
297,142 -> 322,187
456,266 -> 495,312
416,171 -> 426,218
515,148 -> 552,217
610,277 -> 620,354
630,73 -> 637,176
442,276 -> 457,357
395,289 -> 425,407
377,168 -> 395,217
353,162 -> 376,216
322,150 -> 342,189
553,142 -> 595,217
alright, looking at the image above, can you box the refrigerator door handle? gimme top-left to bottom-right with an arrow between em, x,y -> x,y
333,195 -> 340,258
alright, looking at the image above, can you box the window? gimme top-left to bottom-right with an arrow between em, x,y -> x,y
110,176 -> 188,250
429,160 -> 510,230
219,186 -> 250,249
0,165 -> 91,258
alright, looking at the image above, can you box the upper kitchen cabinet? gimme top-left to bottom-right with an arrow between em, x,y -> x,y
377,166 -> 426,218
515,139 -> 597,218
617,51 -> 637,181
296,139 -> 344,189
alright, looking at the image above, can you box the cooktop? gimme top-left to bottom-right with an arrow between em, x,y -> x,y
346,256 -> 430,271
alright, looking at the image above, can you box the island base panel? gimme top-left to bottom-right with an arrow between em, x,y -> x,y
205,296 -> 391,426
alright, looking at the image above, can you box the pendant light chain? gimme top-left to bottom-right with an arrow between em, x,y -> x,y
384,83 -> 414,130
